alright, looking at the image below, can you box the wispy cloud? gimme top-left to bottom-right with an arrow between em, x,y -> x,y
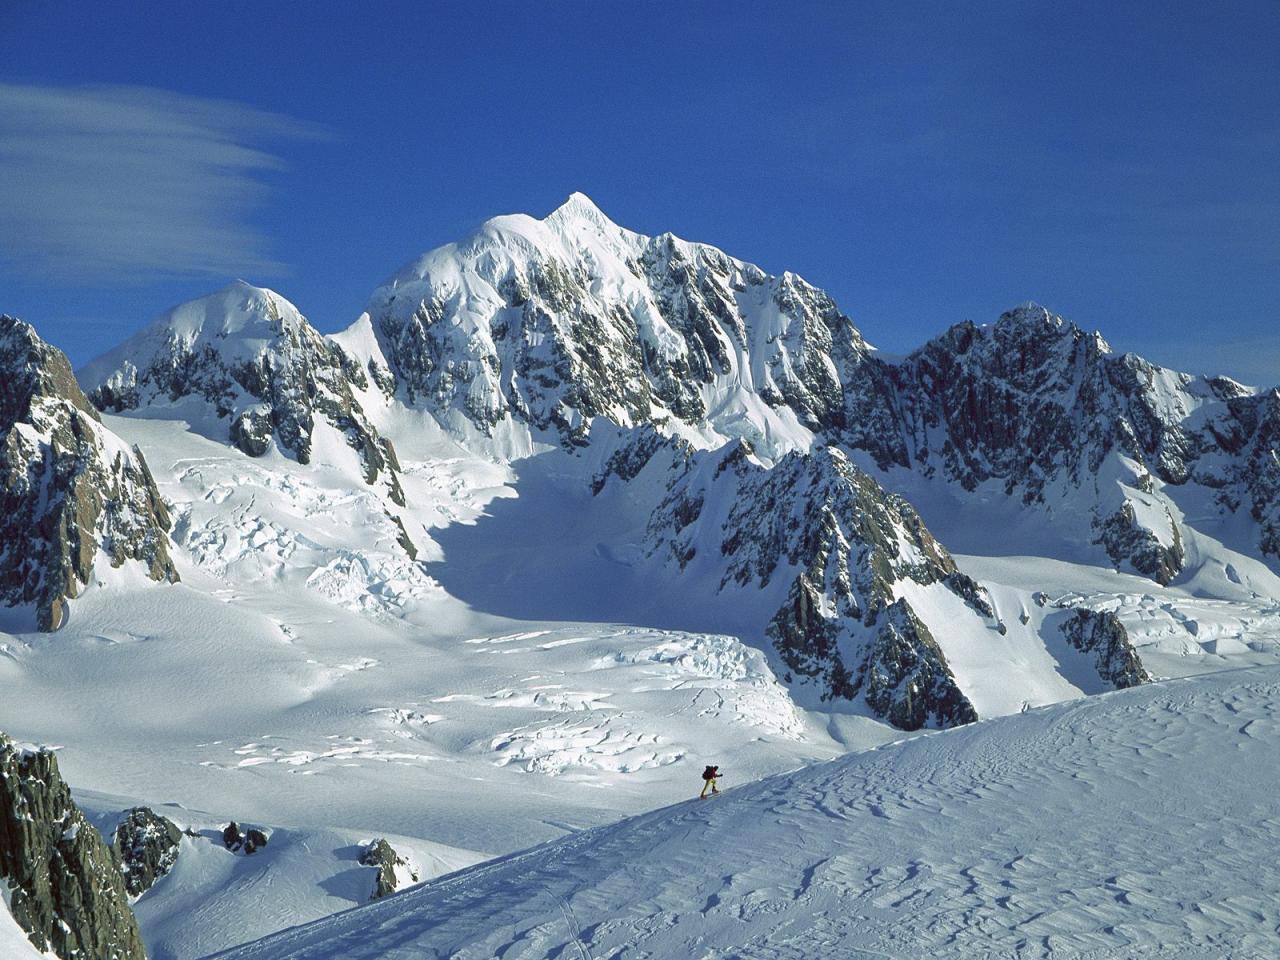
0,84 -> 325,283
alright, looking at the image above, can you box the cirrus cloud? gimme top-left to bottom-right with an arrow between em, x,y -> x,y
0,83 -> 326,283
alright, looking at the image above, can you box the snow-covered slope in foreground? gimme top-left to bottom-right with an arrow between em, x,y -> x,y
220,666 -> 1280,960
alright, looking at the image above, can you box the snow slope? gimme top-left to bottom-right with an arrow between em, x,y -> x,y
0,905 -> 52,960
71,793 -> 481,960
218,665 -> 1280,960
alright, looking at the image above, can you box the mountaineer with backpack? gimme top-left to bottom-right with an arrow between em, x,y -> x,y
700,764 -> 721,798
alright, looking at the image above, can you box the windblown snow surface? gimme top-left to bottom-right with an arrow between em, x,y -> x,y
217,667 -> 1280,960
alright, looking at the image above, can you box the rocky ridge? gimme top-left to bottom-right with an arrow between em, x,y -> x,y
595,430 -> 996,727
874,305 -> 1247,582
0,315 -> 178,631
0,734 -> 146,960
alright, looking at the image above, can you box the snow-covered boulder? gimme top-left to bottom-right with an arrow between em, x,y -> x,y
358,838 -> 419,900
221,822 -> 270,854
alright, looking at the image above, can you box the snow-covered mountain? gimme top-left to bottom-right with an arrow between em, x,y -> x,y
42,193 -> 1280,722
0,315 -> 177,630
325,194 -> 1280,716
878,303 -> 1280,584
341,192 -> 876,457
80,281 -> 406,510
336,199 -> 1280,590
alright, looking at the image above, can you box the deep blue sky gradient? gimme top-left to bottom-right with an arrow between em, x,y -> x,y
2,1 -> 1278,381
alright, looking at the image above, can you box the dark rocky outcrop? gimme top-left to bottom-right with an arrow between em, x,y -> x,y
1092,499 -> 1185,585
220,821 -> 269,855
1213,389 -> 1280,561
600,433 -> 996,728
861,600 -> 978,730
1059,608 -> 1152,689
221,821 -> 243,850
244,829 -> 269,855
0,315 -> 178,631
358,838 -> 418,900
0,734 -> 146,960
112,807 -> 182,898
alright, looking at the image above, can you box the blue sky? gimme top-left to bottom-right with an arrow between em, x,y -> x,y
2,1 -> 1278,381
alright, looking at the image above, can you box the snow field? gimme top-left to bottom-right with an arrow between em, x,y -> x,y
216,667 -> 1280,960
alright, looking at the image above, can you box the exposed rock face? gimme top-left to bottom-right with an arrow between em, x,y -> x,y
112,807 -> 182,898
358,838 -> 418,900
1093,498 -> 1184,586
0,734 -> 146,960
598,433 -> 991,728
0,315 -> 178,631
887,308 -> 1146,495
1207,388 -> 1280,561
861,600 -> 978,730
80,281 -> 405,507
1059,609 -> 1152,689
875,305 -> 1280,579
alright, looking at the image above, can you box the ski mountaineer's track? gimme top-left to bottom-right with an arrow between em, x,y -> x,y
213,666 -> 1280,960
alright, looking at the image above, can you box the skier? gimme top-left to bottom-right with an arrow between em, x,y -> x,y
700,764 -> 721,798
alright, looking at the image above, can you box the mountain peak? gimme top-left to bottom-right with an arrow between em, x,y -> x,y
997,301 -> 1057,327
995,302 -> 1111,353
0,313 -> 42,354
145,282 -> 306,351
546,191 -> 609,222
0,313 -> 99,423
542,191 -> 624,238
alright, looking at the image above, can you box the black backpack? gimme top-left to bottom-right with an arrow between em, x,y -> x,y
702,765 -> 717,780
